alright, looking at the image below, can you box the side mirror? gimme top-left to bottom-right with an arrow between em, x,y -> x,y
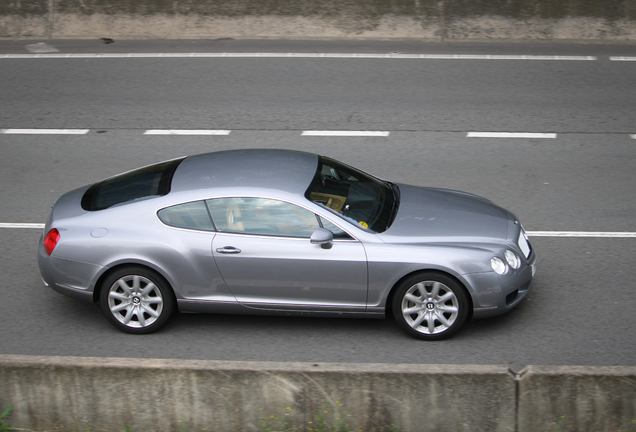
310,228 -> 334,246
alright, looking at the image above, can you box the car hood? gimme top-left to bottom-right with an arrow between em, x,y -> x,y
378,184 -> 511,243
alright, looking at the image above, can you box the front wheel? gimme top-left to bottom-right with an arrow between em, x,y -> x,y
391,272 -> 470,341
100,267 -> 174,334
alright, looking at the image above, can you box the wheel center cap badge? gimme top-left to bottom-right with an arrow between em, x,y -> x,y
132,297 -> 141,305
425,302 -> 435,310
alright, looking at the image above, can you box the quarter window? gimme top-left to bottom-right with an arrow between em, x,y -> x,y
158,201 -> 215,231
207,198 -> 319,238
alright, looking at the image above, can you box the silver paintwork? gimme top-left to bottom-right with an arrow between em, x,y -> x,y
38,149 -> 536,335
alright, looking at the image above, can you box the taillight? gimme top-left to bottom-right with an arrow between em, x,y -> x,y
43,229 -> 60,256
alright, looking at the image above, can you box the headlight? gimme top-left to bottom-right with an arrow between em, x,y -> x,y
504,250 -> 521,269
491,257 -> 508,275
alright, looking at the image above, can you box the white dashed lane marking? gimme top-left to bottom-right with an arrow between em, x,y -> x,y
467,132 -> 557,139
143,130 -> 231,135
2,129 -> 90,134
0,223 -> 45,229
1,130 -> 634,139
301,131 -> 390,137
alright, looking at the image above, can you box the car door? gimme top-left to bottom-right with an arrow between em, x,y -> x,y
207,197 -> 368,311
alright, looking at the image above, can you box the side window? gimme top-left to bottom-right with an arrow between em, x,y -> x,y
207,198 -> 320,238
318,216 -> 354,240
158,201 -> 215,231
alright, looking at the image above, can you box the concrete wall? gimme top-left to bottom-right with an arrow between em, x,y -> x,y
0,355 -> 635,432
1,0 -> 636,41
518,366 -> 636,432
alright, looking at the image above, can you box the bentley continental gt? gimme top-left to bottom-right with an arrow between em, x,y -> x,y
38,149 -> 536,340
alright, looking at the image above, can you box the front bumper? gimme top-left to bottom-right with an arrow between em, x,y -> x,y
466,250 -> 536,319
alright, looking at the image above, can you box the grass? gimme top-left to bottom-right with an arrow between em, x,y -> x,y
260,402 -> 401,432
0,397 -> 14,432
0,395 -> 408,432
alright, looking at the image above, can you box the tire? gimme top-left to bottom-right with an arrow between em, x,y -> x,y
391,272 -> 470,341
100,266 -> 175,334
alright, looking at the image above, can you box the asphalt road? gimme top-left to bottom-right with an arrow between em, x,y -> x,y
1,40 -> 635,368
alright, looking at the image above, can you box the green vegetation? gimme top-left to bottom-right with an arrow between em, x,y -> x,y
0,401 -> 401,432
260,402 -> 401,432
549,415 -> 636,432
0,398 -> 14,432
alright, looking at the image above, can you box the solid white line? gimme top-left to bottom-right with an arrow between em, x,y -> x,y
0,53 -> 598,61
2,129 -> 90,135
467,132 -> 557,139
609,57 -> 636,61
143,130 -> 231,135
302,131 -> 390,137
526,231 -> 636,238
0,223 -> 45,229
631,134 -> 636,139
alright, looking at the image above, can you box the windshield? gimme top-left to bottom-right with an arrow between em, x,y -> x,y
304,156 -> 398,233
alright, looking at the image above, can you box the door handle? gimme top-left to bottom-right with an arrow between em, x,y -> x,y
216,246 -> 241,254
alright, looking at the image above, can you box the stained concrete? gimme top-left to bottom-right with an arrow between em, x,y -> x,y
2,355 -> 636,432
2,0 -> 636,41
0,355 -> 516,432
518,365 -> 636,432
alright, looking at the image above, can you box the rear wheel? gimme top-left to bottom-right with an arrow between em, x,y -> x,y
100,267 -> 174,334
391,272 -> 469,341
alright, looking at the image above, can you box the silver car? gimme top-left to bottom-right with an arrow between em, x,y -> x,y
38,149 -> 536,340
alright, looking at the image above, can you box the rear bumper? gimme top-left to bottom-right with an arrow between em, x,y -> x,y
38,236 -> 104,302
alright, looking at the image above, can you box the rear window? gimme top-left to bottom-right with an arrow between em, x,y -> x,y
81,158 -> 184,211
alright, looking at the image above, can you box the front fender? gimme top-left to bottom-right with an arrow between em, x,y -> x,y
365,243 -> 497,308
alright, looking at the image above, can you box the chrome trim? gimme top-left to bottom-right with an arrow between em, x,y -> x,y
177,299 -> 237,305
176,298 -> 382,318
243,302 -> 366,312
211,231 -> 358,242
154,198 -> 217,233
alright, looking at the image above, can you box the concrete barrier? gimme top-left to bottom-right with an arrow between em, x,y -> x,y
518,365 -> 636,432
0,355 -> 516,432
1,0 -> 636,41
1,355 -> 635,432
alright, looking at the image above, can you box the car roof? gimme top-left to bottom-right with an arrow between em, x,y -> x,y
170,149 -> 319,196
